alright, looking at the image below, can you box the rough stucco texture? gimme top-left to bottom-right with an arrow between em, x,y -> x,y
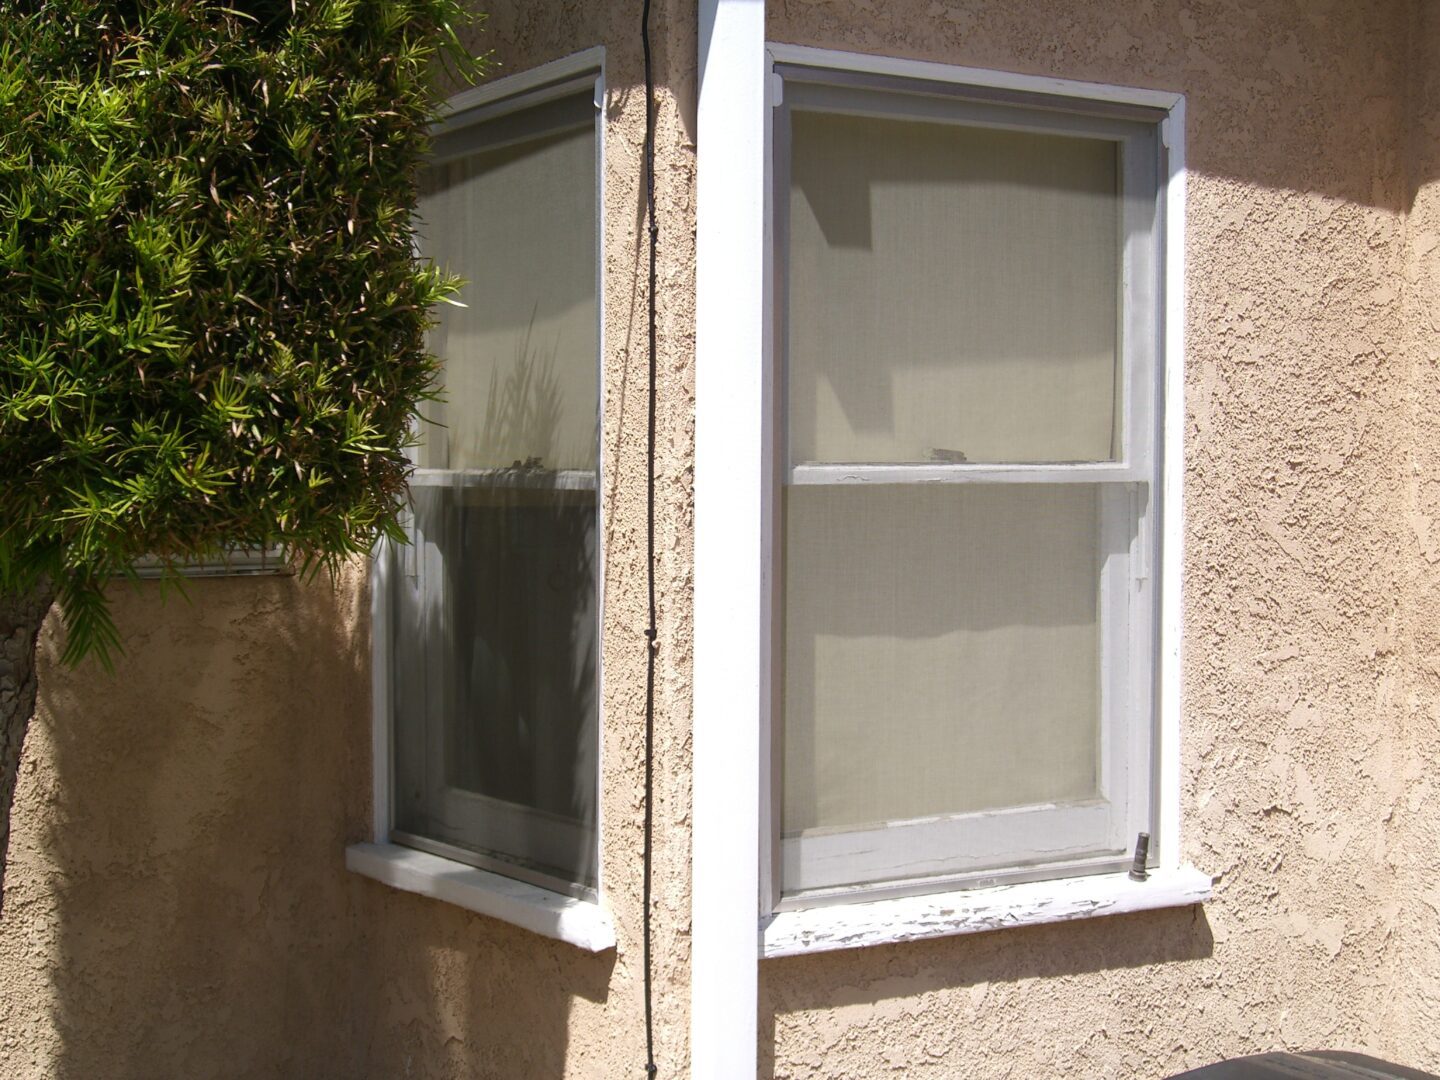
760,0 -> 1438,1077
0,2 -> 698,1077
1399,1 -> 1440,1069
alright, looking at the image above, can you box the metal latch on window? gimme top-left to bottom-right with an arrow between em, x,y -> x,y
1132,484 -> 1149,588
398,510 -> 418,581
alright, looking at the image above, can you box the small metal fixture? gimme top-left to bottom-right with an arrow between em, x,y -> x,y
1129,832 -> 1151,881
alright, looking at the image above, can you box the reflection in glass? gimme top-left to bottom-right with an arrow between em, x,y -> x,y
393,482 -> 597,888
390,90 -> 599,893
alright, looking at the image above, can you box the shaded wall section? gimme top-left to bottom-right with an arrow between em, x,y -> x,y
0,0 -> 700,1075
0,571 -> 376,1078
762,0 -> 1427,1076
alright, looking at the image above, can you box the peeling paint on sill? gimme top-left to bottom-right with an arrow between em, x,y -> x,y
760,866 -> 1213,958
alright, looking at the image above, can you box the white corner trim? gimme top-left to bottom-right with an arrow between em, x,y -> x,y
346,842 -> 616,953
761,866 -> 1212,958
693,0 -> 767,1077
766,43 -> 1183,111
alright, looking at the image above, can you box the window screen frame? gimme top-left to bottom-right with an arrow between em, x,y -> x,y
763,59 -> 1170,911
374,58 -> 606,904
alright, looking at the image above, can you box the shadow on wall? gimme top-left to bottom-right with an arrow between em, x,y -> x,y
765,0 -> 1426,215
758,904 -> 1215,1079
11,574 -> 372,1076
3,571 -> 609,1079
344,878 -> 615,1078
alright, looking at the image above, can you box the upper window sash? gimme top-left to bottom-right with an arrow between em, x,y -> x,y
772,78 -> 1163,480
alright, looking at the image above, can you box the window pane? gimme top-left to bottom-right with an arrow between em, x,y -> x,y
393,483 -> 599,888
787,111 -> 1120,466
782,484 -> 1102,837
392,92 -> 600,892
416,97 -> 598,472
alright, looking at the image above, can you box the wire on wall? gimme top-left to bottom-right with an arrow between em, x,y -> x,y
640,0 -> 660,1076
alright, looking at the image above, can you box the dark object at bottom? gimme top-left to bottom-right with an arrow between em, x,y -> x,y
1168,1051 -> 1439,1079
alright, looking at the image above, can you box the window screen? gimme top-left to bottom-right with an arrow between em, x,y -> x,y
389,85 -> 600,896
787,111 -> 1122,467
775,78 -> 1161,900
783,484 -> 1102,835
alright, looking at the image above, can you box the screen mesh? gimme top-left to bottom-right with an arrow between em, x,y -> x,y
415,115 -> 598,472
392,93 -> 599,890
782,484 -> 1102,836
788,111 -> 1121,466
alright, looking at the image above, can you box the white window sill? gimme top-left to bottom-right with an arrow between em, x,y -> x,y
760,865 -> 1212,958
346,842 -> 616,953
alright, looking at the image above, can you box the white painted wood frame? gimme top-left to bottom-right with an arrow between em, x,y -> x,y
1157,97 -> 1187,880
759,46 -> 1189,876
350,47 -> 612,940
769,69 -> 1164,902
693,1 -> 768,1078
692,32 -> 1192,1077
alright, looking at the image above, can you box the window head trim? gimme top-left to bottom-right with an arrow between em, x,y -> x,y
767,43 -> 1184,113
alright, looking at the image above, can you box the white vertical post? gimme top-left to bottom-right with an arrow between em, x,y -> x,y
693,0 -> 766,1076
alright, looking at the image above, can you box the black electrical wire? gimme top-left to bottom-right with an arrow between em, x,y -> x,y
640,0 -> 659,1076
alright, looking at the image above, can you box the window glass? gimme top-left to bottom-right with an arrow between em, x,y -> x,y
390,88 -> 600,895
775,83 -> 1160,900
782,484 -> 1101,836
788,111 -> 1122,466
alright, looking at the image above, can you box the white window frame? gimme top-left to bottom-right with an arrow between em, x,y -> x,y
693,30 -> 1200,1071
348,48 -> 614,952
767,59 -> 1165,907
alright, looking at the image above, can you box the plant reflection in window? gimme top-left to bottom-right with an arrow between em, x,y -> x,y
393,324 -> 600,894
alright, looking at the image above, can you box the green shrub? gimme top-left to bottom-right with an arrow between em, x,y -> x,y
0,0 -> 478,661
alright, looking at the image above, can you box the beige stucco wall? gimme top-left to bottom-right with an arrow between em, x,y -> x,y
1399,0 -> 1440,1068
761,0 -> 1437,1077
0,2 -> 699,1077
3,1 -> 1440,1078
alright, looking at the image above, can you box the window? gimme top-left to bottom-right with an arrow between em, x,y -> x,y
766,61 -> 1168,907
383,68 -> 604,901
